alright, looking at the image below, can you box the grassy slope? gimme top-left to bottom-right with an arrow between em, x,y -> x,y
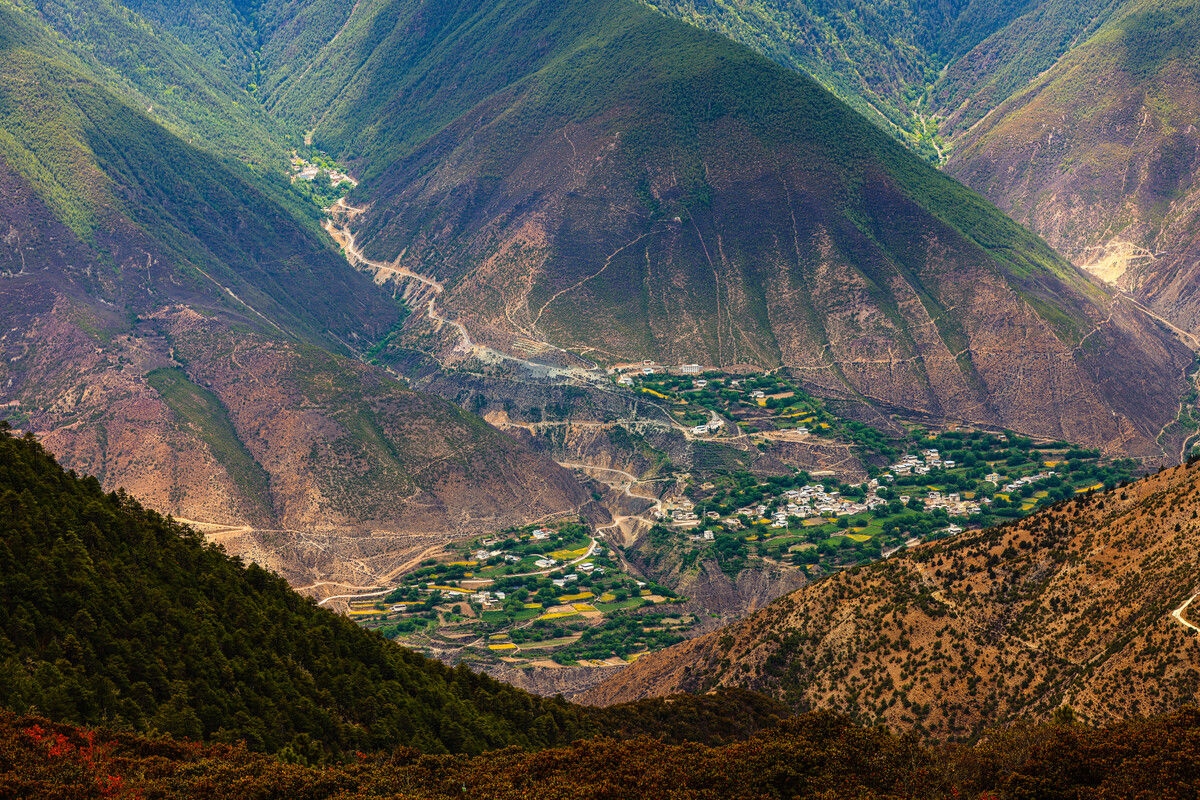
0,0 -> 401,349
948,0 -> 1200,230
930,0 -> 1130,135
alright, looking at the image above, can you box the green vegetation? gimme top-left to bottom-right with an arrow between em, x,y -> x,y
17,0 -> 291,170
0,424 -> 796,761
350,522 -> 689,668
643,0 -> 1138,150
641,0 -> 957,158
292,0 -> 1112,374
0,1 -> 402,351
0,425 -> 600,757
631,374 -> 1138,577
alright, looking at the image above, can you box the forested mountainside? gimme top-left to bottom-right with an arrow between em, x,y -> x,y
0,427 -> 787,758
944,0 -> 1200,332
268,0 -> 1192,459
0,0 -> 593,571
5,705 -> 1200,798
584,458 -> 1200,739
0,426 -> 587,756
639,0 -> 1132,156
10,0 -> 289,170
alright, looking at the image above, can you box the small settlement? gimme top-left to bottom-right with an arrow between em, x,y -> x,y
343,522 -> 692,669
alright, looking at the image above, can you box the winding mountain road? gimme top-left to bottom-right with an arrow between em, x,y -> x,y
324,203 -> 600,381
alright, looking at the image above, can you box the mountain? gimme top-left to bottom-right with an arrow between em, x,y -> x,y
264,0 -> 1193,459
644,0 -> 1200,340
0,426 -> 787,757
16,0 -> 292,170
0,0 -> 594,584
583,460 -> 1200,740
636,1 -> 1135,159
943,0 -> 1200,333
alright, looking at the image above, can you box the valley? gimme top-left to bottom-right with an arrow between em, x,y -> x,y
3,0 -> 1200,789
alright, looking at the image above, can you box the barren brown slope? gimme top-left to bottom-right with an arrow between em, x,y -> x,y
9,289 -> 596,587
582,462 -> 1200,741
945,0 -> 1200,334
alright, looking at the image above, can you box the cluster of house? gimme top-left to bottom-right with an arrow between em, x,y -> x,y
657,464 -> 997,536
745,483 -> 884,528
691,418 -> 724,435
999,470 -> 1057,493
655,499 -> 698,522
918,490 -> 983,516
470,590 -> 506,606
549,562 -> 605,588
290,157 -> 357,187
889,448 -> 956,475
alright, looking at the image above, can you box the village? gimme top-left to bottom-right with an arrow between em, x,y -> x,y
343,521 -> 692,670
641,419 -> 1136,580
341,366 -> 1139,670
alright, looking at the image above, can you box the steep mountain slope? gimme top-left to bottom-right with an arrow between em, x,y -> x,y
642,0 -> 1200,340
0,427 -> 786,757
0,1 -> 593,580
584,461 -> 1200,740
17,307 -> 595,587
12,0 -> 291,170
944,0 -> 1200,332
0,426 -> 594,756
275,0 -> 1192,459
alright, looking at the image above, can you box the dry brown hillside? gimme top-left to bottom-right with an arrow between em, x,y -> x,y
583,461 -> 1200,741
14,298 -> 595,589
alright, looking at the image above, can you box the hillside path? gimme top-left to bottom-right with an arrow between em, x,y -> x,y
556,461 -> 665,516
317,588 -> 392,607
1171,593 -> 1200,634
